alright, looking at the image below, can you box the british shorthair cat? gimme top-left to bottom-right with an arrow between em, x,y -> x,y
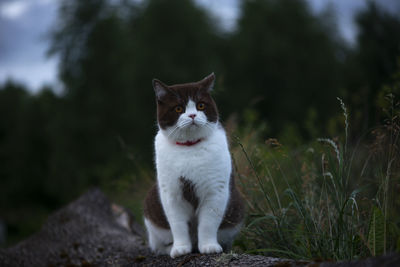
143,73 -> 244,258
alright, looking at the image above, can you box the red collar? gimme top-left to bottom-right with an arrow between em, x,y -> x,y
176,139 -> 202,146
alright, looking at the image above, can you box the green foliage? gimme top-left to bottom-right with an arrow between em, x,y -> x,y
233,94 -> 400,260
367,206 -> 385,256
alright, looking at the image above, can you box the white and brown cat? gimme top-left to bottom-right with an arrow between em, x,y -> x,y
143,73 -> 244,258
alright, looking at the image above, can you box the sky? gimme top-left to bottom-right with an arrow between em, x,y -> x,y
0,0 -> 59,92
0,0 -> 399,93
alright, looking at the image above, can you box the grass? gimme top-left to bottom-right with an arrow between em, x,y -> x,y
231,96 -> 400,261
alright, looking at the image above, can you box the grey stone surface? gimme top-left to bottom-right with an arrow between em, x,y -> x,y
0,189 -> 146,266
0,188 -> 399,266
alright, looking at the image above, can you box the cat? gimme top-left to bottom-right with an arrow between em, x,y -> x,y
143,73 -> 245,258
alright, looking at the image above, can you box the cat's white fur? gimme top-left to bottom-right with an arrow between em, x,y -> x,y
145,217 -> 173,255
149,100 -> 235,258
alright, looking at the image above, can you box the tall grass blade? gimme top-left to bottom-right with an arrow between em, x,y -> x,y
367,206 -> 385,256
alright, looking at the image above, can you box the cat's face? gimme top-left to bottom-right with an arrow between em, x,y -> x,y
153,73 -> 219,142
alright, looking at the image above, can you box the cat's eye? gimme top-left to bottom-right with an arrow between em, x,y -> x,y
175,106 -> 184,113
197,102 -> 205,110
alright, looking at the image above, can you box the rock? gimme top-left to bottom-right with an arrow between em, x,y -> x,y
0,188 -> 146,266
0,188 -> 399,266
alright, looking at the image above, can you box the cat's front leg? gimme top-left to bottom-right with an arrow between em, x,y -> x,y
168,217 -> 192,258
161,187 -> 193,258
197,193 -> 229,254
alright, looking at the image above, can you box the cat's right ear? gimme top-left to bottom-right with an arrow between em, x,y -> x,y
153,79 -> 169,100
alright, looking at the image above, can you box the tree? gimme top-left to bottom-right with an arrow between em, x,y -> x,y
344,3 -> 400,133
223,0 -> 342,139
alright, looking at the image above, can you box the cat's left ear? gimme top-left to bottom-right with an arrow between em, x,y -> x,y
199,72 -> 215,92
153,79 -> 169,100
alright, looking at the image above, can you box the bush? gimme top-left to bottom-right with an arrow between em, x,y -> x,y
232,96 -> 400,260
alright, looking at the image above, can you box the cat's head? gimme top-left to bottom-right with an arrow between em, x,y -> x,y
153,73 -> 219,143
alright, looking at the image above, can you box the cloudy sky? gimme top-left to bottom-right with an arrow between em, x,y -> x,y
0,0 -> 399,93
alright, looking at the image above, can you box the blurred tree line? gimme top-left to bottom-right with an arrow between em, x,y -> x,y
1,0 -> 400,246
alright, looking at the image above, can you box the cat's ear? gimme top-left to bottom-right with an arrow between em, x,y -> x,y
153,79 -> 169,100
199,72 -> 215,92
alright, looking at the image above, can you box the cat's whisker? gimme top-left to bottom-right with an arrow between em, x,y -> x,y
167,126 -> 179,138
179,121 -> 193,128
167,125 -> 183,140
203,123 -> 216,133
169,121 -> 194,140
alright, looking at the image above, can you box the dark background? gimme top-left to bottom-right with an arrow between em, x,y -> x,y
1,0 -> 400,247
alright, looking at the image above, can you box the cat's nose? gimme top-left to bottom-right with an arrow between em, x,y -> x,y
188,114 -> 196,119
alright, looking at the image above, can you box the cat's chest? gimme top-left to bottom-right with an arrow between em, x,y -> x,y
155,131 -> 231,180
159,143 -> 219,169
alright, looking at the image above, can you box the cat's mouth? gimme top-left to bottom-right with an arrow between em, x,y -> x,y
178,119 -> 206,131
181,121 -> 199,128
185,122 -> 198,130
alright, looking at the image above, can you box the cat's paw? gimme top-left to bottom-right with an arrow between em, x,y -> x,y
170,244 -> 192,258
199,243 -> 223,254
